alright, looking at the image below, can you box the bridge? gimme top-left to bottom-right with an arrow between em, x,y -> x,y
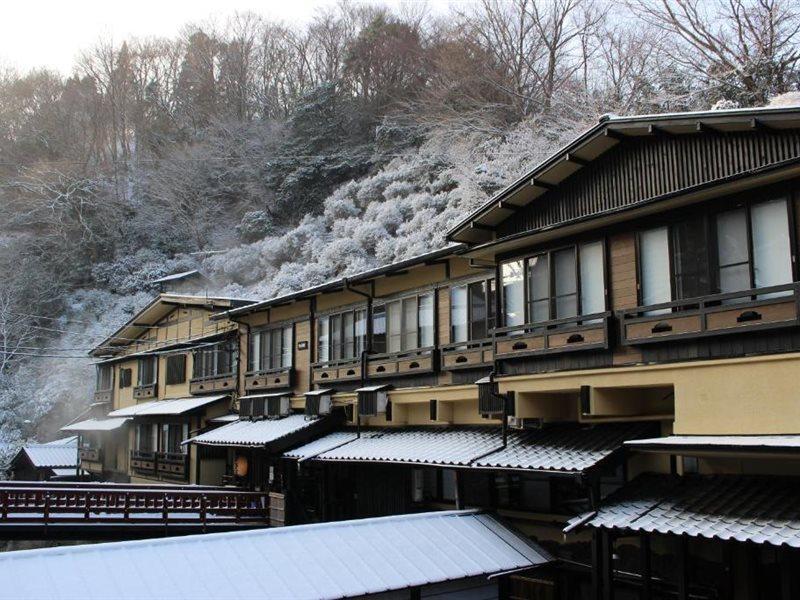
0,481 -> 270,540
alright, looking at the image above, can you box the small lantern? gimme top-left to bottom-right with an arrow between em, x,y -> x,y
234,454 -> 249,477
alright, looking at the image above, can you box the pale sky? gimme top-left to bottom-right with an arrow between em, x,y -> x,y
0,0 -> 409,75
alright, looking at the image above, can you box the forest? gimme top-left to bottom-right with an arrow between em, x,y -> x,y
1,0 -> 799,463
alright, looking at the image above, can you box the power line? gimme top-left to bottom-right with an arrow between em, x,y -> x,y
0,350 -> 91,359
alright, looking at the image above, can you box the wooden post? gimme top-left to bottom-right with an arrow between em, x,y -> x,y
779,547 -> 796,600
721,543 -> 733,600
676,536 -> 689,600
454,470 -> 464,510
640,534 -> 651,600
591,530 -> 603,600
602,531 -> 615,600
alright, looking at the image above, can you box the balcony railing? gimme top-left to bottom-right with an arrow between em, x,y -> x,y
189,372 -> 236,395
440,338 -> 494,371
245,366 -> 294,392
156,452 -> 189,481
133,383 -> 157,400
79,448 -> 102,463
93,390 -> 113,404
130,450 -> 157,475
311,357 -> 362,384
618,283 -> 800,345
494,312 -> 612,359
366,347 -> 437,378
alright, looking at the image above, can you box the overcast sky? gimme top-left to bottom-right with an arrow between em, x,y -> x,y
1,0 -> 422,75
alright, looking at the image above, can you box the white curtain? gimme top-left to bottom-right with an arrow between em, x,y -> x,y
752,198 -> 792,295
580,241 -> 605,316
640,227 -> 671,313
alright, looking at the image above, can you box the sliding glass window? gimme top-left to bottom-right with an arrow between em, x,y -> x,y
500,241 -> 605,327
317,308 -> 367,362
451,279 -> 496,343
372,292 -> 435,353
249,324 -> 293,372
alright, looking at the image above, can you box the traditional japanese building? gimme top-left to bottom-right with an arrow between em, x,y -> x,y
64,293 -> 254,484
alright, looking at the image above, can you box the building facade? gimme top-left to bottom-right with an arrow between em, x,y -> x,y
68,106 -> 800,599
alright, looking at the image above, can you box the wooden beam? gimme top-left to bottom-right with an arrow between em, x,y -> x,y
565,153 -> 588,167
497,200 -> 522,212
603,128 -> 624,141
470,221 -> 495,232
647,124 -> 673,137
695,121 -> 721,135
530,178 -> 556,191
640,535 -> 652,600
750,117 -> 773,131
676,536 -> 689,600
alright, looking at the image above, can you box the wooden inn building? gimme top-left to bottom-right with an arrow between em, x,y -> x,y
65,105 -> 800,599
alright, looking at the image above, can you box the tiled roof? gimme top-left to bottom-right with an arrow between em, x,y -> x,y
188,414 -> 326,447
286,422 -> 654,472
568,474 -> 800,548
0,510 -> 551,600
22,444 -> 78,468
108,395 -> 227,417
61,418 -> 130,432
283,431 -> 360,460
474,422 -> 657,472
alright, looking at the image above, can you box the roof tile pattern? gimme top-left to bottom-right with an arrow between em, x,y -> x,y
573,474 -> 800,548
189,414 -> 324,447
23,444 -> 78,468
0,510 -> 550,600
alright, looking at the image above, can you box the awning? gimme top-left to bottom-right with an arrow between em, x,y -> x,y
304,389 -> 335,397
238,392 -> 292,400
566,474 -> 800,548
355,384 -> 391,393
287,422 -> 655,472
187,414 -> 329,448
108,395 -> 227,417
50,468 -> 89,478
0,509 -> 550,600
61,418 -> 131,433
626,434 -> 800,454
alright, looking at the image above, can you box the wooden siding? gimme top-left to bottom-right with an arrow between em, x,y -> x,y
437,287 -> 451,346
497,130 -> 800,238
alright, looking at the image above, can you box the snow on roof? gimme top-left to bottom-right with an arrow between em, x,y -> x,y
108,395 -> 228,418
61,418 -> 131,432
21,444 -> 78,468
50,468 -> 89,478
626,434 -> 800,451
150,270 -> 201,284
207,413 -> 239,424
0,509 -> 550,600
188,414 -> 326,447
283,431 -> 360,460
43,436 -> 78,446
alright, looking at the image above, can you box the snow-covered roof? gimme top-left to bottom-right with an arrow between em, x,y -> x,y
207,413 -> 239,424
447,105 -> 800,244
187,414 -> 326,447
626,435 -> 800,452
108,395 -> 227,418
220,245 -> 465,318
61,418 -> 131,432
284,431 -> 359,461
0,509 -> 550,600
150,270 -> 201,284
43,436 -> 78,446
21,444 -> 78,469
50,468 -> 89,478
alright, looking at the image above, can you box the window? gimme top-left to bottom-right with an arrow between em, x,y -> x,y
192,340 -> 235,379
495,473 -> 551,513
160,423 -> 189,455
249,325 -> 293,372
412,468 -> 457,503
135,423 -> 157,453
316,308 -> 367,362
119,368 -> 132,389
165,354 -> 186,385
451,279 -> 496,343
96,365 -> 113,391
372,292 -> 435,354
639,197 -> 794,307
137,357 -> 157,386
500,242 -> 605,326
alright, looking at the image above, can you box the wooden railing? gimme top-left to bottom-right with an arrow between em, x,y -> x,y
618,283 -> 800,345
494,312 -> 611,358
0,482 -> 269,528
79,447 -> 102,463
366,347 -> 437,378
440,338 -> 494,370
311,357 -> 362,384
245,366 -> 294,391
189,372 -> 236,394
156,452 -> 189,480
133,383 -> 157,400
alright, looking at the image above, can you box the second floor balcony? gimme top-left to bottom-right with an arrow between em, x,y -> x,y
493,312 -> 612,360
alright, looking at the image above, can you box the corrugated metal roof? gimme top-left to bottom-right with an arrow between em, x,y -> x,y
289,423 -> 654,472
61,418 -> 131,432
284,431 -> 360,460
43,436 -> 78,446
626,434 -> 800,452
22,444 -> 78,468
567,474 -> 800,548
475,422 -> 657,472
207,414 -> 239,424
50,468 -> 88,477
0,509 -> 550,600
188,414 -> 323,447
108,395 -> 227,417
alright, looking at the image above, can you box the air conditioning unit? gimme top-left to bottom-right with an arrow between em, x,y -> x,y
508,416 -> 543,430
266,394 -> 291,418
304,389 -> 333,418
357,385 -> 391,417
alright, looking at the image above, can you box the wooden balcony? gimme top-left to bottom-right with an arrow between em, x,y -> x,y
440,338 -> 494,371
366,347 -> 436,379
79,448 -> 102,463
618,283 -> 800,346
311,357 -> 362,384
494,312 -> 611,359
189,373 -> 236,395
93,390 -> 113,404
156,452 -> 189,481
133,383 -> 157,400
130,450 -> 157,475
245,366 -> 294,392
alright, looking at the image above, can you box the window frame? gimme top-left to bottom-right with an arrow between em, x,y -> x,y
165,354 -> 187,385
96,364 -> 113,391
249,323 -> 294,373
450,277 -> 496,343
635,194 -> 797,307
191,339 -> 236,380
316,306 -> 368,364
136,356 -> 158,387
372,290 -> 436,355
499,239 -> 607,328
118,367 -> 132,389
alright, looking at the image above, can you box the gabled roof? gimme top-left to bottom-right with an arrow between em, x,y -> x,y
61,418 -> 131,433
108,395 -> 228,418
18,443 -> 78,469
447,105 -> 800,245
0,510 -> 550,600
90,293 -> 256,357
566,473 -> 800,548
